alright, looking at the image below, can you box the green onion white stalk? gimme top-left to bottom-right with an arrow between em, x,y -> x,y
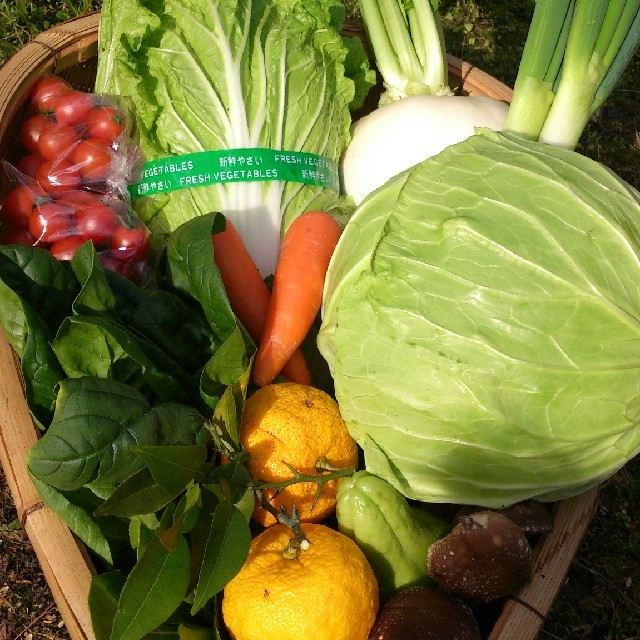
505,0 -> 640,149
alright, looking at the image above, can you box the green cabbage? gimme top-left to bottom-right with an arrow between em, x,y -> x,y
95,0 -> 372,276
318,128 -> 640,507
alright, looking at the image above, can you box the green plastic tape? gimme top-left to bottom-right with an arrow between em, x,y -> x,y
129,148 -> 340,199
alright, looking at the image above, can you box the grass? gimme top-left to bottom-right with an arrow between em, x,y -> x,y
0,1 -> 639,639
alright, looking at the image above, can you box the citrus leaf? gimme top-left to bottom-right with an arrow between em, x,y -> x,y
206,362 -> 251,452
191,501 -> 251,615
88,571 -> 126,640
129,515 -> 160,562
174,484 -> 202,534
111,534 -> 191,640
200,327 -> 250,412
134,445 -> 209,495
95,467 -> 177,518
30,473 -> 127,564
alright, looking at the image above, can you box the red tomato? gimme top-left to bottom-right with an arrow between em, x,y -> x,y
30,76 -> 72,113
110,225 -> 150,262
76,202 -> 119,244
37,121 -> 81,161
35,159 -> 82,193
1,185 -> 45,229
56,190 -> 101,210
18,114 -> 52,153
29,201 -> 76,243
2,227 -> 37,246
52,90 -> 95,126
50,235 -> 87,260
15,153 -> 45,178
71,138 -> 113,180
86,105 -> 125,143
99,250 -> 138,279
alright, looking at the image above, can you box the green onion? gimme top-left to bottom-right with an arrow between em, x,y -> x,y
505,0 -> 640,149
358,0 -> 452,103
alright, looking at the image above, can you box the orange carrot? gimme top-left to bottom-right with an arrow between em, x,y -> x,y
212,218 -> 311,386
253,210 -> 343,387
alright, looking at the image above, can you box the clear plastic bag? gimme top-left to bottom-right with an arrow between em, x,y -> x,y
1,76 -> 150,281
16,76 -> 143,195
1,162 -> 150,282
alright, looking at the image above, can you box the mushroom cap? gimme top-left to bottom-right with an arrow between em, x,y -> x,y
427,510 -> 533,603
454,501 -> 554,536
368,585 -> 482,640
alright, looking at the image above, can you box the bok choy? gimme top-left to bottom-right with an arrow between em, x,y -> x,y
95,0 -> 372,276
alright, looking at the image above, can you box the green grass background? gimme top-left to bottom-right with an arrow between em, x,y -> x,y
0,1 -> 639,639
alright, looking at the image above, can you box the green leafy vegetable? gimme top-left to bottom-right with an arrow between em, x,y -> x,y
95,0 -> 368,276
27,377 -> 207,492
319,128 -> 640,507
0,214 -> 260,631
30,474 -> 129,565
52,316 -> 197,404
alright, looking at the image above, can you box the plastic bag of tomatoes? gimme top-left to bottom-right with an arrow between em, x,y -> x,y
1,75 -> 151,282
16,75 -> 143,194
1,162 -> 151,281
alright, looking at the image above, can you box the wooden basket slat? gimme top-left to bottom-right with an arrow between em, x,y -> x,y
0,12 -> 597,640
0,327 -> 96,640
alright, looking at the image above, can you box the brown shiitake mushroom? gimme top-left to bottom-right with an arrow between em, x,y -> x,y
454,501 -> 554,536
368,585 -> 482,640
427,510 -> 533,603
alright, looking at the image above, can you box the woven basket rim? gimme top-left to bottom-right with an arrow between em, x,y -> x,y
0,11 -> 597,640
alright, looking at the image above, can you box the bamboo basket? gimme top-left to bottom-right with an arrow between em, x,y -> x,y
0,12 -> 601,640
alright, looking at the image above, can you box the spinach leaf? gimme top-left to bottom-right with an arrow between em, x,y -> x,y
0,246 -> 76,424
69,241 -> 118,318
27,377 -> 206,491
106,270 -> 218,374
0,244 -> 77,328
52,316 -> 197,404
165,214 -> 237,345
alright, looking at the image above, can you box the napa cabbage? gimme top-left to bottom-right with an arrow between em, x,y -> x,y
318,128 -> 640,507
95,0 -> 373,276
